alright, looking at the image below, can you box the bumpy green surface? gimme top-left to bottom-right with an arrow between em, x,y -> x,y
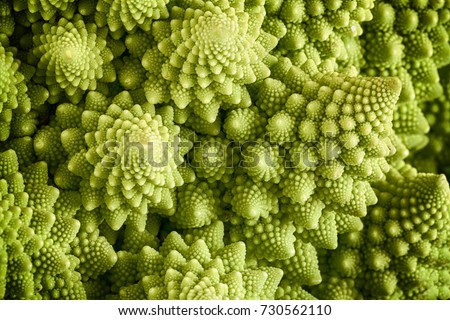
96,0 -> 170,35
31,14 -> 115,103
142,0 -> 280,123
1,0 -> 450,301
59,91 -> 188,231
360,1 -> 450,102
315,163 -> 450,299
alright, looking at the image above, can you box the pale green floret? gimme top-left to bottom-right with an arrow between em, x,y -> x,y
96,0 -> 170,35
224,107 -> 267,142
50,191 -> 81,248
13,0 -> 77,21
242,142 -> 285,183
33,125 -> 67,174
23,162 -> 60,212
0,149 -> 88,299
114,222 -> 282,299
0,2 -> 14,37
270,239 -> 322,286
143,0 -> 279,122
183,221 -> 225,256
280,169 -> 316,203
413,86 -> 450,175
230,212 -> 296,261
393,101 -> 430,151
62,94 -> 188,231
191,136 -> 233,183
271,59 -> 401,184
71,229 -> 118,281
361,0 -> 450,102
230,175 -> 278,221
0,44 -> 31,141
32,15 -> 115,103
117,56 -> 147,90
312,277 -> 362,299
121,213 -> 160,254
266,111 -> 297,143
264,0 -> 374,67
125,31 -> 153,58
256,78 -> 291,117
276,280 -> 317,300
300,210 -> 338,250
318,163 -> 450,299
282,198 -> 325,230
169,181 -> 220,229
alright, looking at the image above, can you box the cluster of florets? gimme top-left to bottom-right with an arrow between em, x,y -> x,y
1,0 -> 450,301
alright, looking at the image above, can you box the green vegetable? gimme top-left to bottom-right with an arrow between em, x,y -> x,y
1,0 -> 450,300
